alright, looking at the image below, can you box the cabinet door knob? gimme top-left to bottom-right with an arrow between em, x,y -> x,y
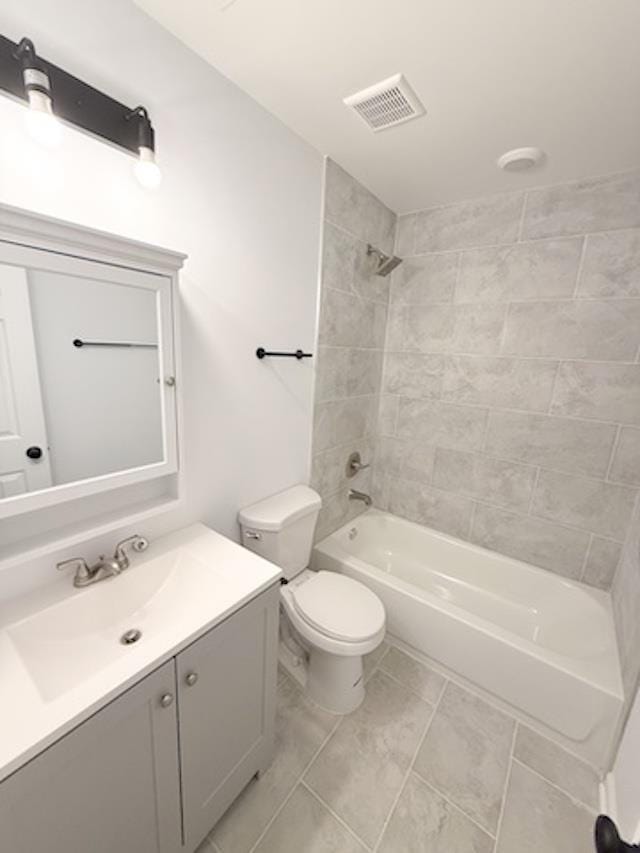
160,692 -> 174,708
185,672 -> 198,687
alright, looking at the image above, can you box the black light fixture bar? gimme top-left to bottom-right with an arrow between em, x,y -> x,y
0,33 -> 149,156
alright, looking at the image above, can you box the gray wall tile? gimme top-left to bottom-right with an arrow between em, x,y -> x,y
531,469 -> 637,540
550,362 -> 640,425
432,449 -> 536,510
456,238 -> 583,303
315,347 -> 383,403
442,356 -> 557,412
318,287 -> 387,349
383,352 -> 444,398
377,436 -> 436,483
396,399 -> 488,450
449,303 -> 507,354
470,503 -> 589,578
578,229 -> 640,298
378,394 -> 399,434
314,396 -> 377,452
522,172 -> 640,239
403,304 -> 455,352
324,159 -> 396,251
311,438 -> 374,499
415,192 -> 524,252
501,300 -> 640,361
609,426 -> 640,485
391,253 -> 458,304
485,411 -> 617,478
395,213 -> 416,255
582,536 -> 622,590
387,477 -> 474,538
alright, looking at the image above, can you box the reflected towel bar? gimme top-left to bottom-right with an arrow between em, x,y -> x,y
256,347 -> 313,360
73,338 -> 158,349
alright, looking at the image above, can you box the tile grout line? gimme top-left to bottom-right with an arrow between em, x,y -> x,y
571,235 -> 589,298
246,712 -> 344,853
579,534 -> 594,582
510,756 -> 599,814
604,424 -> 622,482
385,638 -> 604,778
492,721 -> 518,853
411,769 -> 498,842
299,780 -> 374,851
516,192 -> 528,242
545,360 -> 563,415
371,677 -> 449,851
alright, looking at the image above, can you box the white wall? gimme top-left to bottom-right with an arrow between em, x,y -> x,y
0,0 -> 322,564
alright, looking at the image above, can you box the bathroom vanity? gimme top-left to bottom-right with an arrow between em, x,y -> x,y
0,524 -> 281,853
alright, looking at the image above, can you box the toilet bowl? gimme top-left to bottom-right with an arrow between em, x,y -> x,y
238,485 -> 385,714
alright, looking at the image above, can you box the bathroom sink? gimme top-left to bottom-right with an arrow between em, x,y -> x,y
7,546 -> 215,702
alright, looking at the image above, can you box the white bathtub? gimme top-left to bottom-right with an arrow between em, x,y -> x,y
312,509 -> 623,769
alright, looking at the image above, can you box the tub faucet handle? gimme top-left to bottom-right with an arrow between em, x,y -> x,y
347,451 -> 370,478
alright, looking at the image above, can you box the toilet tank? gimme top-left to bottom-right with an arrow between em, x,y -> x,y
238,485 -> 322,580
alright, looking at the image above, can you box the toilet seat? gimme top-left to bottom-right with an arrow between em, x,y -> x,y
292,571 -> 385,643
280,570 -> 386,657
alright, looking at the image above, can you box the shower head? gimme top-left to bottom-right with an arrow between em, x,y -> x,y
367,244 -> 403,277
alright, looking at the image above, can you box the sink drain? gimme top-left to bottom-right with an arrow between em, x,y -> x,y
120,628 -> 142,645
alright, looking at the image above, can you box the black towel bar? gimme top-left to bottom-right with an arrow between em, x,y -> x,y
256,347 -> 313,360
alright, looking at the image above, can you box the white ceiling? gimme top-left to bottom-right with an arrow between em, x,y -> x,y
134,0 -> 640,213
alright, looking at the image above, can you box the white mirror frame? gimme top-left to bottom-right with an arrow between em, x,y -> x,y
0,203 -> 186,521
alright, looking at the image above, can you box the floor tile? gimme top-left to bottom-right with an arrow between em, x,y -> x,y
514,725 -> 599,810
414,681 -> 514,834
496,761 -> 594,853
211,675 -> 338,853
377,772 -> 494,853
379,646 -> 447,704
253,784 -> 367,853
363,639 -> 389,682
304,671 -> 433,848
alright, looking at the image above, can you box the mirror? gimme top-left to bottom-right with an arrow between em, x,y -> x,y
0,240 -> 176,510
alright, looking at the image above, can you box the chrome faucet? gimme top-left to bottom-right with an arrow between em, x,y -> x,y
348,488 -> 372,507
56,535 -> 149,588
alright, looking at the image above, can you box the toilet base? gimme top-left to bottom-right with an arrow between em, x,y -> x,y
307,648 -> 365,715
278,640 -> 366,714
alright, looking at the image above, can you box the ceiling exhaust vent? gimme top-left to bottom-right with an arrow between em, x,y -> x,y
343,74 -> 425,132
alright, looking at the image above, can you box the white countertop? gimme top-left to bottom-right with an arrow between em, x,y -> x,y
0,523 -> 281,783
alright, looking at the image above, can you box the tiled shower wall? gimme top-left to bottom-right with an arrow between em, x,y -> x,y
311,160 -> 395,539
376,171 -> 640,590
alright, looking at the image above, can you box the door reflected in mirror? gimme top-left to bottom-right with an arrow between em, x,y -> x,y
0,260 -> 167,500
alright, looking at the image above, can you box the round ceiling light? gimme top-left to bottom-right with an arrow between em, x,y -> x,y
497,147 -> 545,172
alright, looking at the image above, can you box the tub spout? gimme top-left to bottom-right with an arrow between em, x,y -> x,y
348,488 -> 372,507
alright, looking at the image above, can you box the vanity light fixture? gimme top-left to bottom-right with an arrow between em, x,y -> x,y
128,106 -> 162,189
15,38 -> 61,147
0,33 -> 161,189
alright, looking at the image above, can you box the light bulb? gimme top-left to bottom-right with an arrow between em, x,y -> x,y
24,88 -> 62,148
134,146 -> 162,189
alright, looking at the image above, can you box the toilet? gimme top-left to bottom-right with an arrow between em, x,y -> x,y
238,485 -> 385,714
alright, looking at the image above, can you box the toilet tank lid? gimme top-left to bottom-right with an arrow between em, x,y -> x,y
238,485 -> 322,532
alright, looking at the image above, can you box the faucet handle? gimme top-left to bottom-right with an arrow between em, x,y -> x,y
56,557 -> 91,582
347,451 -> 371,477
114,534 -> 149,569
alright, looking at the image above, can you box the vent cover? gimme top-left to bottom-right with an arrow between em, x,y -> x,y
343,74 -> 425,132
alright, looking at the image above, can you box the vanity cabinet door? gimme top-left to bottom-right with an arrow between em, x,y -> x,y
177,584 -> 279,850
0,661 -> 182,853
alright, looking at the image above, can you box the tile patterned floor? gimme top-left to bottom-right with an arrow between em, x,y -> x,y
197,642 -> 599,853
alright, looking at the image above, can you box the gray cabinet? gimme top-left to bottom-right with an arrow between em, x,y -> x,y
178,583 -> 279,849
0,584 -> 279,853
0,660 -> 182,853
